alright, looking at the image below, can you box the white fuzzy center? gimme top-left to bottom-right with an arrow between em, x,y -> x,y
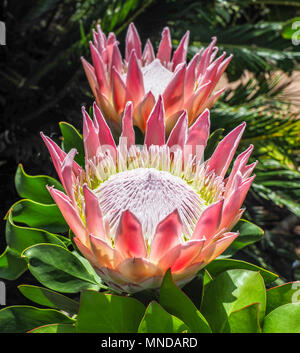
95,167 -> 206,242
122,59 -> 174,101
141,59 -> 173,100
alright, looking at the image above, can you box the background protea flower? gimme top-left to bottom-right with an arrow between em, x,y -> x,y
81,23 -> 232,135
41,99 -> 256,293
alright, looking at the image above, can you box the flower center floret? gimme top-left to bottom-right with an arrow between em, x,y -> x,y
77,144 -> 225,243
95,167 -> 205,242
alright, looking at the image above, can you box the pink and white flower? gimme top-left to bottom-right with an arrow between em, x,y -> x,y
42,99 -> 256,293
81,23 -> 232,134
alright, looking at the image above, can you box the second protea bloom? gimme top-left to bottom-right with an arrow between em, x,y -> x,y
81,23 -> 232,134
42,99 -> 256,293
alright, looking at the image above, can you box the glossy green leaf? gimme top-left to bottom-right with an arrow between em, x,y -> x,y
138,301 -> 189,333
222,219 -> 264,257
22,244 -> 102,293
159,270 -> 211,333
201,269 -> 266,333
15,164 -> 64,204
72,250 -> 105,288
266,281 -> 300,315
281,17 -> 300,40
28,323 -> 76,333
0,247 -> 27,280
18,285 -> 79,315
263,303 -> 300,333
0,306 -> 74,333
205,259 -> 278,285
5,211 -> 67,255
59,121 -> 85,167
227,303 -> 262,333
7,199 -> 68,234
76,290 -> 145,333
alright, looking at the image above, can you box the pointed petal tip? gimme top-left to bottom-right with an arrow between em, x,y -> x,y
201,108 -> 210,118
126,23 -> 142,61
246,174 -> 256,183
144,94 -> 166,146
67,147 -> 78,157
239,121 -> 247,132
231,121 -> 246,136
124,100 -> 133,110
80,56 -> 89,64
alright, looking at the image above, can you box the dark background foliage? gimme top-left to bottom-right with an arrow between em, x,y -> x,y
1,0 -> 300,306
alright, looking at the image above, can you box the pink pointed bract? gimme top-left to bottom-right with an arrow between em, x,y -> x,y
81,23 -> 232,134
42,100 -> 256,293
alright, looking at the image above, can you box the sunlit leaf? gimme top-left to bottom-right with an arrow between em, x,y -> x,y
204,258 -> 278,285
159,270 -> 211,333
266,281 -> 300,315
263,303 -> 300,333
138,301 -> 189,333
76,290 -> 145,333
227,303 -> 262,333
201,269 -> 266,332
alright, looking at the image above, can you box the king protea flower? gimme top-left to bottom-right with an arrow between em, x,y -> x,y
42,99 -> 256,293
81,23 -> 232,135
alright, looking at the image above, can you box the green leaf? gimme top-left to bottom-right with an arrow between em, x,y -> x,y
266,281 -> 300,315
72,250 -> 105,288
205,259 -> 278,285
28,323 -> 76,333
15,164 -> 64,204
281,17 -> 300,40
18,285 -> 79,315
138,301 -> 189,333
201,269 -> 266,333
190,22 -> 300,78
227,303 -> 262,333
159,270 -> 211,333
263,303 -> 300,333
59,121 -> 85,167
0,247 -> 27,280
5,211 -> 67,255
252,182 -> 300,218
76,290 -> 145,333
222,219 -> 264,257
0,306 -> 74,333
7,199 -> 68,234
22,244 -> 102,293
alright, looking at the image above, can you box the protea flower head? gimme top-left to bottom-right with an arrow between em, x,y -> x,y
81,23 -> 232,135
41,100 -> 256,293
